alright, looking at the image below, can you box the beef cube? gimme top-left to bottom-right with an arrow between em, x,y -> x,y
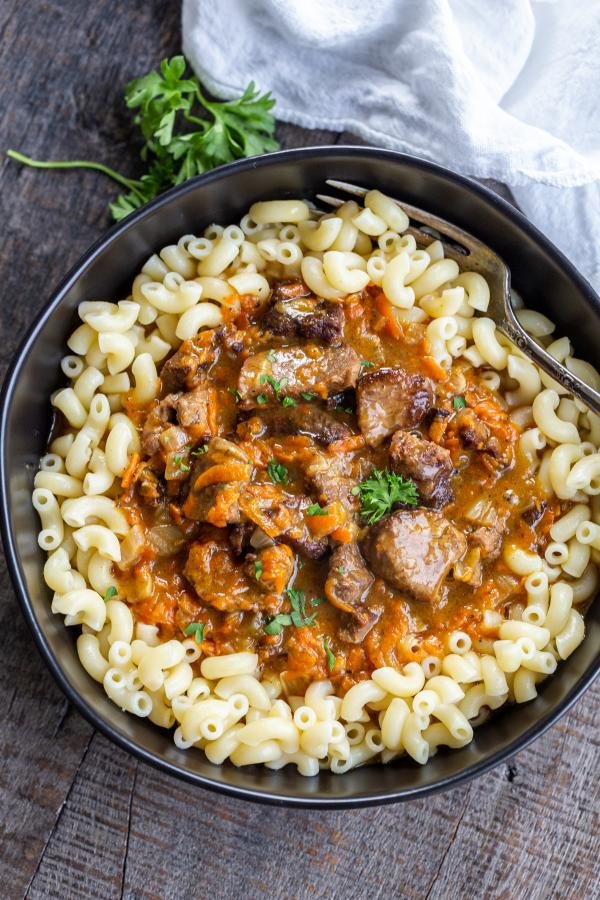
237,345 -> 361,409
356,367 -> 433,447
237,483 -> 329,559
254,403 -> 351,446
326,543 -> 374,615
389,430 -> 454,507
141,394 -> 179,457
470,524 -> 504,560
339,608 -> 381,644
263,280 -> 345,344
182,437 -> 251,524
176,383 -> 215,435
454,408 -> 491,451
244,544 -> 294,596
160,337 -> 215,394
184,540 -> 260,611
361,509 -> 467,602
182,482 -> 243,525
303,451 -> 358,508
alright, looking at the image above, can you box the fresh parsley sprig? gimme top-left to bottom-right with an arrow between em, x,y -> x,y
267,459 -> 289,485
352,468 -> 419,524
7,55 -> 279,221
264,588 -> 323,635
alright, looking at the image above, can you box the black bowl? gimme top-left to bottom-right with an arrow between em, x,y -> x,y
2,146 -> 599,808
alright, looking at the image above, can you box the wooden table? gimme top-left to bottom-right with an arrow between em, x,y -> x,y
1,3 -> 598,897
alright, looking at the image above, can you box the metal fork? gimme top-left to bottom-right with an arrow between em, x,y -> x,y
318,179 -> 600,416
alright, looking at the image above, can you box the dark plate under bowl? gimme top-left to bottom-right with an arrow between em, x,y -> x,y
1,147 -> 599,808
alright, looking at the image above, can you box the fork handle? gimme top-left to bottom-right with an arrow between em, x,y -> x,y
500,313 -> 600,417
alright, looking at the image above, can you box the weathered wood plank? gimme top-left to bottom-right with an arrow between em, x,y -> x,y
26,735 -> 137,900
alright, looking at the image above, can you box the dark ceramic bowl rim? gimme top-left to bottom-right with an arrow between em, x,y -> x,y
2,145 -> 599,808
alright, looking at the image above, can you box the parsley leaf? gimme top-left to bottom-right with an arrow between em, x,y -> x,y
256,393 -> 268,405
324,638 -> 336,672
173,454 -> 190,473
264,588 -> 321,635
184,622 -> 205,644
228,387 -> 242,403
306,503 -> 327,516
352,468 -> 419,524
103,586 -> 118,602
254,560 -> 263,581
267,459 -> 289,484
281,396 -> 297,408
7,55 -> 279,221
191,445 -> 208,456
267,349 -> 277,363
259,373 -> 288,400
453,395 -> 467,410
337,566 -> 347,576
301,392 -> 317,401
360,360 -> 374,370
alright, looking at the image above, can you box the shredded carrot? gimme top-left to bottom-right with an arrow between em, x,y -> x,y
330,526 -> 354,543
422,355 -> 448,382
327,435 -> 365,455
374,291 -> 402,340
346,300 -> 365,319
121,452 -> 140,490
206,484 -> 242,528
193,462 -> 251,491
306,501 -> 346,538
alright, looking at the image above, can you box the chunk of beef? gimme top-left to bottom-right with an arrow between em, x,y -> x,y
389,430 -> 454,507
521,501 -> 547,528
238,482 -> 328,559
339,608 -> 381,644
325,544 -> 378,643
254,403 -> 351,446
137,467 -> 164,507
184,540 -> 261,612
244,544 -> 294,596
182,438 -> 252,525
229,522 -> 255,557
160,337 -> 215,394
356,367 -> 434,447
141,394 -> 179,457
263,280 -> 344,344
361,509 -> 467,602
470,523 -> 504,561
326,543 -> 374,614
454,408 -> 491,451
175,382 -> 215,435
303,451 -> 357,508
237,345 -> 361,409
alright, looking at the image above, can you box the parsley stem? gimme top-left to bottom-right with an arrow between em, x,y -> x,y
6,149 -> 142,195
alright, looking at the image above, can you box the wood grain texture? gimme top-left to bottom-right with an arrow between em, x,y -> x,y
0,2 -> 598,899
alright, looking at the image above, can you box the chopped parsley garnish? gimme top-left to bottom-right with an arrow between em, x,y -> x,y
301,391 -> 317,401
264,588 -> 322,635
352,468 -> 419,524
267,349 -> 277,362
306,503 -> 328,516
103,586 -> 118,602
259,373 -> 288,400
184,622 -> 205,644
191,445 -> 208,457
453,395 -> 467,410
281,396 -> 297,408
254,560 -> 263,581
324,638 -> 336,672
256,393 -> 268,404
173,454 -> 190,472
228,387 -> 242,403
337,566 -> 347,576
267,459 -> 289,484
360,359 -> 374,370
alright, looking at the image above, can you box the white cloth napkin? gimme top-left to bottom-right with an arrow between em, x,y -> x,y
182,0 -> 600,291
